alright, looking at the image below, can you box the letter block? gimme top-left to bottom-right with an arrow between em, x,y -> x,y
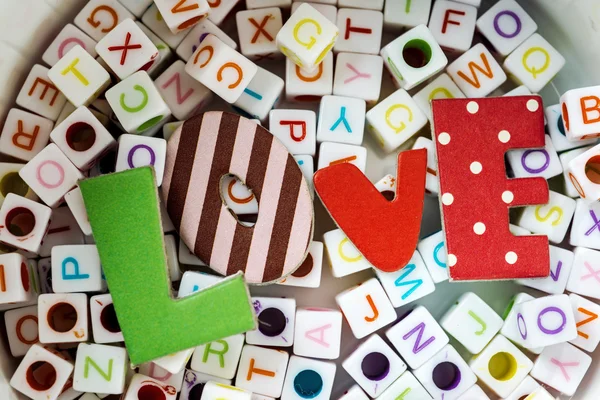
278,241 -> 323,288
19,143 -> 84,208
384,0 -> 432,30
138,362 -> 185,392
433,96 -> 550,281
386,305 -> 449,369
317,95 -> 366,145
51,245 -> 104,293
0,163 -> 37,207
154,0 -> 210,34
233,66 -> 284,122
0,108 -> 54,162
236,8 -> 284,60
38,206 -> 86,258
334,8 -> 383,55
201,382 -> 252,400
560,85 -> 600,141
48,45 -> 111,107
38,293 -> 89,344
115,134 -> 168,185
293,307 -> 342,360
16,64 -> 67,121
504,376 -> 542,400
413,73 -> 466,122
186,34 -> 258,103
235,345 -> 289,398
269,109 -> 317,155
208,0 -> 241,25
517,245 -> 574,295
74,0 -> 135,41
378,371 -> 432,400
96,18 -> 160,80
42,23 -> 98,67
317,142 -> 367,172
276,3 -> 339,72
180,369 -> 232,399
136,22 -> 174,77
4,305 -> 39,357
530,342 -> 592,396
323,229 -> 373,278
567,143 -> 600,204
0,253 -> 34,305
335,278 -> 396,339
90,293 -> 124,344
366,88 -> 427,153
507,135 -> 563,180
0,194 -> 52,254
190,334 -> 244,379
476,0 -> 538,56
142,4 -> 193,49
417,231 -> 449,283
342,334 -> 407,398
546,104 -> 596,153
106,71 -> 172,134
428,0 -> 477,52
566,247 -> 600,300
246,297 -> 296,347
333,52 -> 383,106
412,137 -> 439,195
338,385 -> 369,400
10,344 -> 74,400
73,343 -> 129,394
570,200 -> 600,250
561,147 -> 596,198
381,25 -> 448,90
447,43 -> 507,97
500,292 -> 544,355
281,356 -> 336,400
569,293 -> 600,352
516,190 -> 576,244
286,52 -> 334,102
123,374 -> 177,400
292,2 -> 337,24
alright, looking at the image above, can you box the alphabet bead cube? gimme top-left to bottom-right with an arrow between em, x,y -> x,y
566,247 -> 600,300
413,344 -> 477,400
186,34 -> 258,103
105,71 -> 171,134
342,334 -> 406,397
138,363 -> 185,392
281,356 -> 335,400
48,45 -> 111,107
338,0 -> 383,9
412,137 -> 439,195
0,108 -> 53,162
317,95 -> 366,145
236,8 -> 283,60
154,0 -> 210,34
124,374 -> 177,400
153,347 -> 195,375
429,0 -> 477,52
338,385 -> 369,400
116,135 -> 167,186
180,369 -> 232,399
476,0 -> 538,56
208,0 -> 241,25
517,246 -> 574,295
0,253 -> 34,305
413,73 -> 466,122
177,18 -> 238,62
569,293 -> 600,352
141,4 -> 192,49
517,190 -> 576,244
335,278 -> 396,339
73,343 -> 128,394
96,18 -> 160,80
504,33 -> 565,93
0,163 -> 37,206
447,44 -> 507,97
276,3 -> 339,72
334,8 -> 382,55
293,307 -> 342,359
64,187 -> 92,236
4,305 -> 39,356
374,250 -> 436,308
386,305 -> 449,369
292,2 -> 337,24
417,231 -> 449,283
0,194 -> 52,254
10,344 -> 74,400
201,382 -> 252,400
440,292 -> 503,354
51,245 -> 104,293
511,294 -> 578,349
507,135 -> 563,179
235,345 -> 289,398
74,0 -> 135,41
317,142 -> 367,172
546,104 -> 596,152
458,385 -> 490,400
38,293 -> 88,344
16,64 -> 67,121
190,334 -> 245,379
333,52 -> 383,106
232,66 -> 284,122
468,335 -> 533,397
42,24 -> 98,67
366,89 -> 427,153
19,144 -> 84,208
530,342 -> 592,396
381,25 -> 448,90
246,297 -> 296,347
560,85 -> 600,141
90,293 -> 124,344
503,375 -> 541,400
323,229 -> 372,278
279,241 -> 323,288
378,371 -> 432,400
571,200 -> 600,250
384,0 -> 432,30
567,143 -> 600,204
294,155 -> 315,196
286,52 -> 334,102
269,109 -> 316,155
500,292 -> 544,355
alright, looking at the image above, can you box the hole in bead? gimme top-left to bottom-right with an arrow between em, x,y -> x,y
293,369 -> 323,398
292,254 -> 314,278
6,207 -> 36,237
402,39 -> 433,68
47,302 -> 78,333
66,122 -> 96,152
188,383 -> 205,400
0,172 -> 29,197
257,307 -> 287,337
488,352 -> 518,381
137,384 -> 166,400
21,262 -> 29,291
137,115 -> 164,133
381,190 -> 395,201
585,155 -> 600,184
26,361 -> 57,391
100,303 -> 121,333
361,352 -> 390,381
432,362 -> 462,390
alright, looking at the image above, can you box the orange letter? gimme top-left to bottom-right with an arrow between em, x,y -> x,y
576,307 -> 598,339
246,358 -> 275,380
580,96 -> 600,124
12,121 -> 39,151
296,63 -> 323,83
364,295 -> 379,322
217,63 -> 243,89
0,265 -> 5,292
194,46 -> 214,68
16,315 -> 38,344
457,53 -> 494,89
87,6 -> 118,33
29,78 -> 61,107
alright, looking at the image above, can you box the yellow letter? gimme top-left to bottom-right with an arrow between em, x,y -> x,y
385,104 -> 413,134
293,19 -> 322,50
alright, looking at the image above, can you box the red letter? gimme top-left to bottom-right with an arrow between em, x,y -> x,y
345,19 -> 372,40
442,9 -> 466,33
314,149 -> 427,272
279,120 -> 306,142
432,96 -> 550,281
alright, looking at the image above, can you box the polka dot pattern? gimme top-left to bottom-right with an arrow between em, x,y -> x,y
473,222 -> 486,235
438,132 -> 451,145
527,99 -> 539,112
442,193 -> 454,206
470,162 -> 482,174
447,254 -> 457,267
505,252 -> 518,264
498,130 -> 511,143
502,191 -> 514,204
467,101 -> 479,114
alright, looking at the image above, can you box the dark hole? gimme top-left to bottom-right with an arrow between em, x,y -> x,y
99,151 -> 117,175
47,302 -> 77,333
6,207 -> 36,237
66,122 -> 96,152
585,155 -> 600,184
257,307 -> 287,337
137,115 -> 164,133
381,190 -> 395,201
138,384 -> 166,400
0,172 -> 29,197
293,369 -> 323,398
557,115 -> 566,136
432,362 -> 462,390
188,383 -> 205,400
26,361 -> 57,391
292,254 -> 314,278
100,303 -> 121,333
361,352 -> 390,381
402,39 -> 433,68
21,262 -> 29,291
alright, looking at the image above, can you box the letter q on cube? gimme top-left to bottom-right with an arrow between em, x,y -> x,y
0,194 -> 52,254
51,245 -> 104,293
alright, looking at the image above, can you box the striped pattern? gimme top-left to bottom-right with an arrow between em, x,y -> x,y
162,112 -> 313,284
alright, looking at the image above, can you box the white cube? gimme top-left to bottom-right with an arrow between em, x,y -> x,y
123,374 -> 177,400
90,293 -> 124,344
417,231 -> 449,283
560,85 -> 600,141
64,187 -> 93,236
233,66 -> 284,122
190,334 -> 245,379
176,18 -> 238,61
338,385 -> 369,400
566,247 -> 600,300
74,0 -> 135,41
335,278 -> 396,339
153,349 -> 195,375
42,23 -> 98,67
323,229 -> 372,278
285,52 -> 334,102
0,253 -> 34,305
317,142 -> 367,172
378,371 -> 432,400
386,305 -> 449,369
201,381 -> 251,400
439,292 -> 504,354
457,384 -> 490,400
4,305 -> 39,356
447,43 -> 507,97
16,64 -> 67,121
317,95 -> 366,145
51,245 -> 104,293
333,52 -> 383,106
338,0 -> 383,10
0,194 -> 52,254
154,0 -> 210,34
384,0 -> 432,30
38,293 -> 89,344
412,137 -> 439,195
569,293 -> 600,352
269,109 -> 316,155
73,343 -> 128,394
235,345 -> 289,398
413,73 -> 466,122
293,307 -> 342,360
546,104 -> 596,152
517,190 -> 576,244
503,375 -> 542,400
567,143 -> 600,204
562,148 -> 596,199
294,155 -> 315,197
500,292 -> 544,355
246,297 -> 296,347
278,241 -> 323,288
141,4 -> 192,49
281,356 -> 336,400
428,0 -> 477,52
115,134 -> 167,185
208,0 -> 241,25
292,2 -> 337,24
517,245 -> 574,295
334,8 -> 383,55
0,163 -> 37,207
0,109 -> 53,162
236,8 -> 283,60
507,135 -> 563,180
571,199 -> 600,249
